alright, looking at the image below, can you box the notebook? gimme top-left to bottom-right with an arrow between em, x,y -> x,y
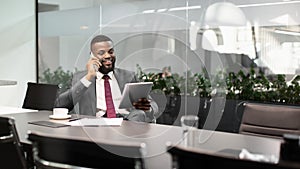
28,121 -> 70,128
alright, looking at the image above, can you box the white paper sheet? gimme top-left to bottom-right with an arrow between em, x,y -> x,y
67,118 -> 123,126
239,148 -> 279,163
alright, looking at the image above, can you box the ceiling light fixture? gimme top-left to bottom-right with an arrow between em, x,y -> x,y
142,5 -> 201,13
157,8 -> 167,13
168,5 -> 201,11
204,2 -> 246,26
274,29 -> 300,36
79,25 -> 89,30
142,10 -> 155,14
237,0 -> 300,8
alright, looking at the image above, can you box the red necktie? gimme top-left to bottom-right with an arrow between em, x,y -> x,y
103,75 -> 116,118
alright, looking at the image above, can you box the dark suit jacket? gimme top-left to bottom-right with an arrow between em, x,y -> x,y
55,68 -> 159,119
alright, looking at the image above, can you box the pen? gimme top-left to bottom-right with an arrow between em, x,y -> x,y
68,118 -> 82,122
82,125 -> 100,127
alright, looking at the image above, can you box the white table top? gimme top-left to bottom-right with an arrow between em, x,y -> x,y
0,106 -> 38,115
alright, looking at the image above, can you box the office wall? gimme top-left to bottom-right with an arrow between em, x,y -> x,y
0,0 -> 36,107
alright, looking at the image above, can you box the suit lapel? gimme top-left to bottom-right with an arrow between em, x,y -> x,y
114,69 -> 126,93
90,76 -> 97,113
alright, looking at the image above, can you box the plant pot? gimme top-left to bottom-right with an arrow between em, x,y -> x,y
217,99 -> 244,133
150,93 -> 181,125
198,98 -> 245,133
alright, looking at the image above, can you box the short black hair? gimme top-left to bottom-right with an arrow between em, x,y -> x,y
90,35 -> 113,49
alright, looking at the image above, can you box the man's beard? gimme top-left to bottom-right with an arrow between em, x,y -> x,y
98,61 -> 115,74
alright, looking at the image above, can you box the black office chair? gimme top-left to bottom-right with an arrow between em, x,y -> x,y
0,116 -> 27,169
22,82 -> 59,111
167,144 -> 291,169
27,131 -> 146,169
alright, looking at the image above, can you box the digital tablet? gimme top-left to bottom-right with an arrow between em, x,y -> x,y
118,82 -> 153,109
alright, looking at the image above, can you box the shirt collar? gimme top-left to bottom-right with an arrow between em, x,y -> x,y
96,71 -> 114,80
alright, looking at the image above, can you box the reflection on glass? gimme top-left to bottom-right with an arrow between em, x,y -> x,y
37,0 -> 300,131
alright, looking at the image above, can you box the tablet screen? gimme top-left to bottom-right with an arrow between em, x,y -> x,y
118,82 -> 153,109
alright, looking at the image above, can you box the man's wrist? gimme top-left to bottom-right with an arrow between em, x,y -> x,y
85,73 -> 94,81
81,76 -> 92,87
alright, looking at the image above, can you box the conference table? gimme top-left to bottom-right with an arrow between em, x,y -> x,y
1,110 -> 299,169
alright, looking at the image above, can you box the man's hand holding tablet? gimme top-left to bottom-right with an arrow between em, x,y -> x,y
118,82 -> 153,109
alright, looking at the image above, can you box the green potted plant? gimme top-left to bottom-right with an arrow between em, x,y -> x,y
223,67 -> 300,132
39,66 -> 73,94
136,64 -> 300,131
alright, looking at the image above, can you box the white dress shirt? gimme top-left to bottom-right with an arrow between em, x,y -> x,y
80,71 -> 129,117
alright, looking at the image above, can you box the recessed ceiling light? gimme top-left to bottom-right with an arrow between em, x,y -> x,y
168,5 -> 201,11
80,26 -> 88,30
157,8 -> 167,12
142,10 -> 155,13
142,5 -> 201,13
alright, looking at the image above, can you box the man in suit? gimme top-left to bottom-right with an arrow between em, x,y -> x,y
55,35 -> 159,122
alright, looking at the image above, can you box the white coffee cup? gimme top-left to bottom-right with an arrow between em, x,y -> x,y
53,108 -> 68,117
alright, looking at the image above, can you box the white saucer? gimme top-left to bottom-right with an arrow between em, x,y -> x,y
49,114 -> 71,120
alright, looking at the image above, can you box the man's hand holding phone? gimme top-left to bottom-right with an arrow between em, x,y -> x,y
85,52 -> 101,81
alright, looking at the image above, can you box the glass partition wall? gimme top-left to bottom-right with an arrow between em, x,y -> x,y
37,0 -> 300,131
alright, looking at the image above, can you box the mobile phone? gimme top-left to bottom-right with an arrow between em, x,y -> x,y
90,52 -> 95,58
90,52 -> 99,71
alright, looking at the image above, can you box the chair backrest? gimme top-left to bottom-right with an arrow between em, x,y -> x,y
167,144 -> 289,169
239,102 -> 300,139
0,116 -> 27,169
22,82 -> 59,111
27,131 -> 146,169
